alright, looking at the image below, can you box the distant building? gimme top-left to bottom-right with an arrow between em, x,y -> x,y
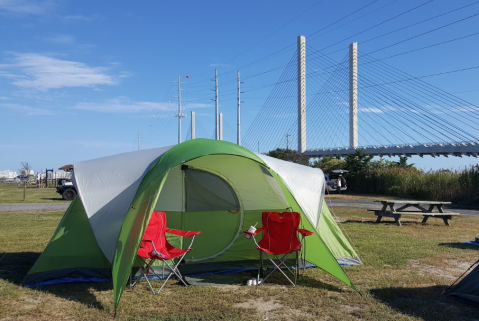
0,170 -> 18,179
37,171 -> 72,180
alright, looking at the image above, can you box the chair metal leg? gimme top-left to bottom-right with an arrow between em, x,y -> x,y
295,250 -> 299,285
259,251 -> 296,286
131,256 -> 157,294
156,253 -> 190,294
258,251 -> 264,282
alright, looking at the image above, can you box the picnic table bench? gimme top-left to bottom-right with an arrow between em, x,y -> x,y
368,200 -> 461,226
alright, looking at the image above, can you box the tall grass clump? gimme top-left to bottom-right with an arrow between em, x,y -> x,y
348,165 -> 479,205
457,165 -> 479,204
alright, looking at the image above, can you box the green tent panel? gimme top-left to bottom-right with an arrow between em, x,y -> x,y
22,197 -> 111,285
21,139 -> 361,312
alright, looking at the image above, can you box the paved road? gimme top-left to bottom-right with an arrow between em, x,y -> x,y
325,198 -> 479,216
0,202 -> 70,212
1,199 -> 478,216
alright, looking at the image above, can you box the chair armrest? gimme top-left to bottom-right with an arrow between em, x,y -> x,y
140,240 -> 163,256
243,227 -> 264,236
298,228 -> 313,236
166,229 -> 201,237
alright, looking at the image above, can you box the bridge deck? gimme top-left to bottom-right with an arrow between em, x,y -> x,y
304,142 -> 479,157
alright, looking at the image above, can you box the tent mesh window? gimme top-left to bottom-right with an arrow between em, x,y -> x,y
184,169 -> 240,212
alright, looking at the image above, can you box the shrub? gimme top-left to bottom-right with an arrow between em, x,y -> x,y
348,165 -> 479,206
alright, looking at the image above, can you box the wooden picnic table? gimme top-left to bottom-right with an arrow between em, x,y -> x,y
368,200 -> 461,226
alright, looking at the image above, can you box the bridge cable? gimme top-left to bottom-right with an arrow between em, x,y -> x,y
358,55 -> 479,143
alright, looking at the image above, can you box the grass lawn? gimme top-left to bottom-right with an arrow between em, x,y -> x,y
1,207 -> 478,320
0,183 -> 65,203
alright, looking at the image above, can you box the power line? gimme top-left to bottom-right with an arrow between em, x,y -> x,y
318,0 -> 435,52
366,11 -> 479,55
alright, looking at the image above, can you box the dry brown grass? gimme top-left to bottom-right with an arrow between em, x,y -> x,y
1,207 -> 479,320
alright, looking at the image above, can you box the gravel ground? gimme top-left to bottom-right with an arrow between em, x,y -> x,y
0,203 -> 70,212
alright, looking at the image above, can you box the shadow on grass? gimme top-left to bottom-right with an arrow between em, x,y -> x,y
340,219 -> 447,227
370,285 -> 478,321
0,252 -> 109,310
40,197 -> 66,201
1,252 -> 343,312
239,269 -> 344,292
438,242 -> 479,250
295,275 -> 344,292
337,220 -> 377,224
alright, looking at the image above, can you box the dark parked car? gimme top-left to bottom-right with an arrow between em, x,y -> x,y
56,178 -> 77,200
325,170 -> 348,193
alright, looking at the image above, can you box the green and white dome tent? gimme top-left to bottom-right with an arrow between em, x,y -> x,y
22,139 -> 361,311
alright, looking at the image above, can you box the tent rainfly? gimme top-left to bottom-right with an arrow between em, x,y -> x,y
22,139 -> 361,311
443,259 -> 479,306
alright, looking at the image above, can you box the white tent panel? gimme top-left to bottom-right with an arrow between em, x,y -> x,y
256,154 -> 325,228
73,146 -> 174,262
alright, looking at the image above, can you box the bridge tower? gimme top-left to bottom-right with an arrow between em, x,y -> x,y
349,42 -> 358,149
297,35 -> 307,154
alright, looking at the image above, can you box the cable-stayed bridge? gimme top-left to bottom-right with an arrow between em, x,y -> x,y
241,36 -> 479,158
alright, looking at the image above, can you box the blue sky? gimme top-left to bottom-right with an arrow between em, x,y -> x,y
1,0 -> 478,174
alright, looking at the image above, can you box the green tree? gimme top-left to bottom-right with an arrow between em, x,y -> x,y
369,158 -> 398,169
344,150 -> 373,176
266,148 -> 310,166
398,156 -> 415,168
19,162 -> 33,178
312,156 -> 346,173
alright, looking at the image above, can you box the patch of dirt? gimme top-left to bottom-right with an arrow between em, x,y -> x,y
234,298 -> 316,320
339,304 -> 363,314
235,298 -> 283,313
409,258 -> 473,281
24,297 -> 42,304
217,284 -> 249,294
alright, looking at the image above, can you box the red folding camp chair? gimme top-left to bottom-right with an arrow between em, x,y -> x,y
244,211 -> 313,286
131,211 -> 201,294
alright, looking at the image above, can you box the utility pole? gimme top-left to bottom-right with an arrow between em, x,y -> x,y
237,71 -> 243,146
286,134 -> 290,150
215,69 -> 219,140
219,113 -> 223,140
175,75 -> 186,144
191,111 -> 195,139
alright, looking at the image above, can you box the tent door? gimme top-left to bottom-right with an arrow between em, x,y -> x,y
180,166 -> 244,262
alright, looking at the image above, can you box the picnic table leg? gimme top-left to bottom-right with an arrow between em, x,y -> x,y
422,215 -> 430,225
393,214 -> 401,226
443,215 -> 452,226
375,211 -> 383,223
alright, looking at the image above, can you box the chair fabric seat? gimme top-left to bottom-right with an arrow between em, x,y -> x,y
244,211 -> 313,286
131,211 -> 200,294
257,211 -> 302,255
256,245 -> 302,255
151,247 -> 191,260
